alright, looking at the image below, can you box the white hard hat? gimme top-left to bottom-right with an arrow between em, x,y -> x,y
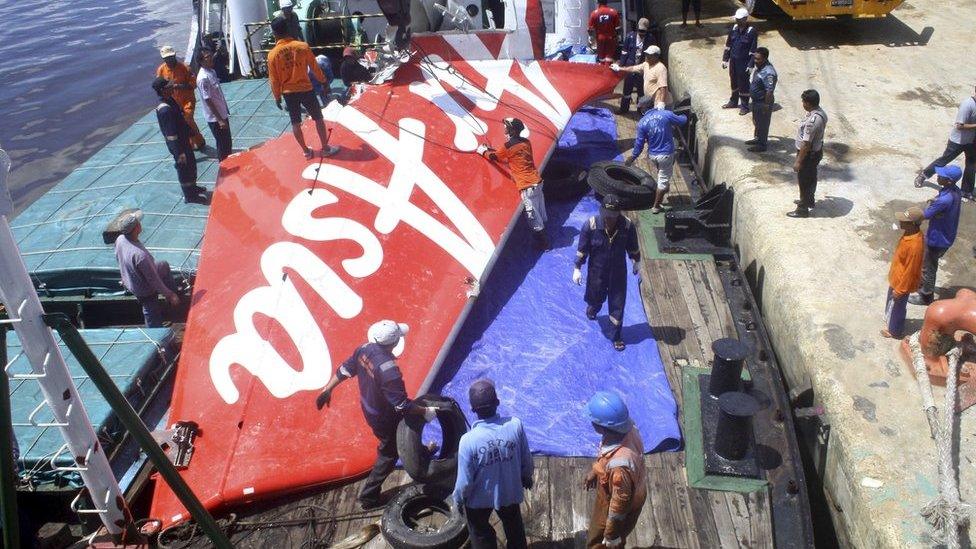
368,320 -> 409,346
159,45 -> 176,58
643,45 -> 661,56
735,7 -> 749,19
280,0 -> 294,8
119,209 -> 144,234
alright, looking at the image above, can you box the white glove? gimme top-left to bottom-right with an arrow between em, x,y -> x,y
572,268 -> 583,285
423,407 -> 438,422
610,63 -> 621,72
476,144 -> 488,155
603,537 -> 622,547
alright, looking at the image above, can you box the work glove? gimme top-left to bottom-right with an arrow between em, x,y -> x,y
609,63 -> 621,72
572,268 -> 583,286
423,407 -> 438,422
476,143 -> 488,155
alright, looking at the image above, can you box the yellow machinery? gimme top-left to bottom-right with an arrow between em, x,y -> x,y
750,0 -> 905,19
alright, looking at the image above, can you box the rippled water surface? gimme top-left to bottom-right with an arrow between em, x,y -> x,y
0,0 -> 190,214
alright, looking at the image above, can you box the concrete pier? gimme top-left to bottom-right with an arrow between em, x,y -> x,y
645,0 -> 976,545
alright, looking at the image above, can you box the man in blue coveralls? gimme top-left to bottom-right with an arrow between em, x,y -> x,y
453,379 -> 533,549
315,320 -> 440,510
721,8 -> 757,116
573,194 -> 642,351
909,165 -> 963,305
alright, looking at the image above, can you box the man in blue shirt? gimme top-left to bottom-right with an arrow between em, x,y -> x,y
746,47 -> 776,152
453,379 -> 533,549
721,8 -> 757,116
910,165 -> 963,305
625,98 -> 688,213
315,320 -> 439,509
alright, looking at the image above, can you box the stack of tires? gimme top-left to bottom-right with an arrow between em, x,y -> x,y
586,161 -> 656,210
381,395 -> 470,549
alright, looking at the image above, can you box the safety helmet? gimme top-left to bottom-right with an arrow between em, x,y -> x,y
586,391 -> 632,434
503,117 -> 525,136
368,320 -> 409,346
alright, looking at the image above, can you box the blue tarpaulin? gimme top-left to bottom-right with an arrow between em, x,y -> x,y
430,108 -> 680,456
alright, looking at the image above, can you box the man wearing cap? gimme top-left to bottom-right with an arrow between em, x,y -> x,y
914,85 -> 976,200
196,47 -> 232,160
584,391 -> 647,549
574,194 -> 641,351
152,77 -> 209,204
611,45 -> 669,109
272,0 -> 304,41
617,18 -> 653,114
114,210 -> 182,328
453,379 -> 533,549
746,47 -> 776,153
588,0 -> 620,63
721,9 -> 757,116
314,320 -> 439,509
156,46 -> 205,150
267,16 -> 338,159
624,97 -> 688,214
788,89 -> 828,218
883,206 -> 925,338
909,165 -> 963,305
478,118 -> 549,250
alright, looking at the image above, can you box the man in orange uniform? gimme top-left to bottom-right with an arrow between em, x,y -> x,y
478,117 -> 549,250
588,0 -> 620,63
156,45 -> 205,150
267,17 -> 338,159
583,391 -> 647,548
882,206 -> 925,339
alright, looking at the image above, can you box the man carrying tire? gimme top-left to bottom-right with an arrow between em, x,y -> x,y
315,320 -> 439,510
584,391 -> 647,549
573,194 -> 641,351
453,379 -> 533,549
624,97 -> 687,214
478,117 -> 549,250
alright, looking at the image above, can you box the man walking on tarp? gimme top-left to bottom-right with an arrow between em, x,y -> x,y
152,77 -> 209,204
573,194 -> 641,351
156,46 -> 206,150
453,379 -> 533,549
721,8 -> 757,116
588,0 -> 620,63
584,391 -> 647,549
625,97 -> 687,214
479,117 -> 550,250
315,320 -> 440,510
267,17 -> 338,159
114,210 -> 182,328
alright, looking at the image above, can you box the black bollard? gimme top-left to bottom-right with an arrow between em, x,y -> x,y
708,337 -> 749,398
713,391 -> 760,461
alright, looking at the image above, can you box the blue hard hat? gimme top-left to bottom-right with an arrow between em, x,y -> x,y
586,391 -> 632,434
935,164 -> 962,183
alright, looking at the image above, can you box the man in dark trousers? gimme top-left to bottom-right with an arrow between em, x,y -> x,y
910,164 -> 963,305
573,194 -> 641,351
273,0 -> 304,41
914,86 -> 976,200
588,0 -> 620,63
453,379 -> 533,549
152,77 -> 208,204
315,320 -> 439,509
618,18 -> 652,114
746,47 -> 777,153
721,8 -> 757,116
788,89 -> 828,218
196,47 -> 232,160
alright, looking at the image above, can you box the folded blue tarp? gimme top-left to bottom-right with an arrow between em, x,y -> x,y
431,108 -> 680,456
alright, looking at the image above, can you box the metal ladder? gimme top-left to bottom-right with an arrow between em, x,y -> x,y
0,149 -> 133,537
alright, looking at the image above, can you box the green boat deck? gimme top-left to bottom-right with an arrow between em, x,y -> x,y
11,79 -> 288,298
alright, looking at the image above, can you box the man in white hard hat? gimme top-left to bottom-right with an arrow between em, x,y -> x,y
114,210 -> 181,327
273,0 -> 304,41
721,8 -> 757,116
610,44 -> 669,110
315,320 -> 440,509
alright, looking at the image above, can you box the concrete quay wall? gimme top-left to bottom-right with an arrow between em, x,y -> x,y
647,0 -> 976,546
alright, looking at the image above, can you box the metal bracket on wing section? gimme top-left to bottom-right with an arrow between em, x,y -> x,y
152,421 -> 200,469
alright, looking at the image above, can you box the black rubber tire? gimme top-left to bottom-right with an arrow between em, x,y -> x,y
381,485 -> 468,549
397,395 -> 467,484
587,161 -> 655,210
541,159 -> 589,201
